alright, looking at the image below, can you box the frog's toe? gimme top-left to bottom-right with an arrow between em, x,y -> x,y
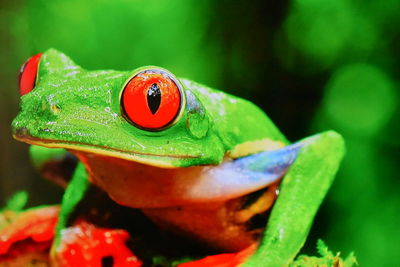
53,220 -> 142,267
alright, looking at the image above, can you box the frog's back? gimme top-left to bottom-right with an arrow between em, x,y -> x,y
181,79 -> 289,153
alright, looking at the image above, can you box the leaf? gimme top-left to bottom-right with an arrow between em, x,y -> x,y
3,191 -> 28,212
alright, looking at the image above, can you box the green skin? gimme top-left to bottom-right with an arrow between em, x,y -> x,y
12,49 -> 345,266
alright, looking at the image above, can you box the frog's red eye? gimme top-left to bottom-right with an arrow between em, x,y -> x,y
121,69 -> 184,130
18,53 -> 42,96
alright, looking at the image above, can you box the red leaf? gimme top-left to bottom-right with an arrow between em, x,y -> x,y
1,206 -> 256,267
178,244 -> 256,267
0,206 -> 59,256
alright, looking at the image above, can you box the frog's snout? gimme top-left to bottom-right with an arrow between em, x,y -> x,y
13,127 -> 31,139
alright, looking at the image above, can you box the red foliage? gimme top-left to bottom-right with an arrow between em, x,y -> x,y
0,206 -> 256,266
178,244 -> 256,267
55,220 -> 142,267
0,206 -> 59,258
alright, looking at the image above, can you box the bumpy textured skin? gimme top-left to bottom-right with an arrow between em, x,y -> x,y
11,49 -> 346,266
12,49 -> 287,167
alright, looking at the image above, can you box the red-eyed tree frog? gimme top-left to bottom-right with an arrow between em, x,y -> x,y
10,49 -> 345,266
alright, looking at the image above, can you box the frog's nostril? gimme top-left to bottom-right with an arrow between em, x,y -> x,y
14,127 -> 31,138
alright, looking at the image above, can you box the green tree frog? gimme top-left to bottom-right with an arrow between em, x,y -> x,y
11,49 -> 345,266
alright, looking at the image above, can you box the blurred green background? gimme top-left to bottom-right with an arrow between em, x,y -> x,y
0,0 -> 399,265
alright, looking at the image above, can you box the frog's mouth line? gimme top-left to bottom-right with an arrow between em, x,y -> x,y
13,130 -> 200,169
14,128 -> 301,207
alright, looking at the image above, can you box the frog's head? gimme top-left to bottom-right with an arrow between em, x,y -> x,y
12,49 -> 287,168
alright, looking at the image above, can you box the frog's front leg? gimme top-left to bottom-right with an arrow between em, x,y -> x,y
49,162 -> 142,267
243,130 -> 345,267
28,145 -> 90,254
51,162 -> 89,252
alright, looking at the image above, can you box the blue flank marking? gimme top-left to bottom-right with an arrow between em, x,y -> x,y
230,142 -> 303,183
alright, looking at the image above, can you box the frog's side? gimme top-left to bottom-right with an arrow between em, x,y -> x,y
12,49 -> 345,266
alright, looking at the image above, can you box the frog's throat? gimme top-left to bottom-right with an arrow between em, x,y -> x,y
13,134 -> 199,169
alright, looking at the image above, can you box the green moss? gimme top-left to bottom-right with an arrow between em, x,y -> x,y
291,240 -> 357,267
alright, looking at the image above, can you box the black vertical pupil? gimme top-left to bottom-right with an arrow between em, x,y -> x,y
147,83 -> 162,114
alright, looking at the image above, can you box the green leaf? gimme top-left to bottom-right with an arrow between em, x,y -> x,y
2,191 -> 28,212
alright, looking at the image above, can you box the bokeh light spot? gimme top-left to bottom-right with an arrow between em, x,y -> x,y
348,15 -> 378,52
284,0 -> 353,68
324,63 -> 396,137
